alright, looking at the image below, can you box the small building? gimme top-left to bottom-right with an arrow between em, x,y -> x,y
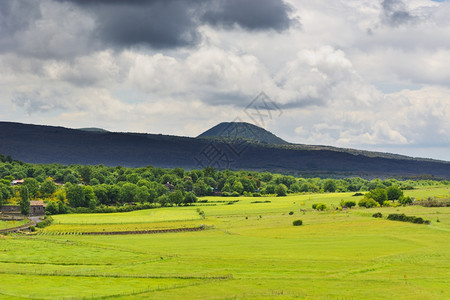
30,201 -> 46,216
11,179 -> 24,186
0,201 -> 46,217
0,205 -> 21,214
164,182 -> 175,192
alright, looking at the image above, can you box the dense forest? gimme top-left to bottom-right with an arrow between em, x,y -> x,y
0,154 -> 448,215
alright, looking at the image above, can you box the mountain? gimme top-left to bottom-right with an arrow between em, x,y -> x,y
0,121 -> 449,178
198,122 -> 288,145
77,127 -> 109,133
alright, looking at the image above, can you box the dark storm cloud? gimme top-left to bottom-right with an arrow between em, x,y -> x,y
0,1 -> 40,34
58,0 -> 296,49
61,0 -> 201,48
0,1 -> 41,50
381,0 -> 417,27
201,0 -> 295,32
0,0 -> 296,57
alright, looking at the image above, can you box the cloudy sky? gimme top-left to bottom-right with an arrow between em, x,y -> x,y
1,0 -> 449,161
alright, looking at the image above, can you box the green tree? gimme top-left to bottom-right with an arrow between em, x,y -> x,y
157,194 -> 170,207
183,192 -> 197,205
119,183 -> 137,204
0,183 -> 13,205
126,173 -> 141,184
93,185 -> 108,205
64,173 -> 78,184
45,201 -> 59,215
79,165 -> 92,184
106,185 -> 120,205
58,200 -> 68,214
136,186 -> 151,203
19,185 -> 30,215
83,186 -> 97,209
23,178 -> 39,198
40,179 -> 57,198
169,190 -> 184,206
232,181 -> 244,194
366,188 -> 388,205
66,185 -> 85,208
262,184 -> 276,194
323,179 -> 337,192
193,180 -> 209,196
275,184 -> 288,196
386,186 -> 403,200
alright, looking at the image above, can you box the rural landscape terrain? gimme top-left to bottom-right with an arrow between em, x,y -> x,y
1,153 -> 449,299
1,0 -> 450,298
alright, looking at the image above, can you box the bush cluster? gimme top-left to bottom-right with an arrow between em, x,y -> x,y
340,200 -> 356,208
312,203 -> 327,211
358,198 -> 379,208
386,213 -> 430,224
414,197 -> 450,207
292,219 -> 303,226
36,216 -> 54,228
398,196 -> 413,206
372,212 -> 383,218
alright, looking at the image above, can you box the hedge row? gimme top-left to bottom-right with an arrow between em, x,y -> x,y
386,213 -> 430,224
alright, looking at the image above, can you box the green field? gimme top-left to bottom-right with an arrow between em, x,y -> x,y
1,186 -> 449,299
0,219 -> 28,230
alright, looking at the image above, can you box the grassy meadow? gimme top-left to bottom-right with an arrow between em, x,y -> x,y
0,185 -> 449,299
0,219 -> 28,230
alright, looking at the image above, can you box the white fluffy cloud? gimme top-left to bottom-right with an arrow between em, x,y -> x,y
1,0 -> 449,160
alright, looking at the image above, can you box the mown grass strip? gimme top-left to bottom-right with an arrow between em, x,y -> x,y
0,270 -> 233,280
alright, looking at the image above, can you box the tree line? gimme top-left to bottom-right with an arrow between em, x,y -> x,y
0,154 -> 447,215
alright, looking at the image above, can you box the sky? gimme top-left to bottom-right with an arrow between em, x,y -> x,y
0,0 -> 449,161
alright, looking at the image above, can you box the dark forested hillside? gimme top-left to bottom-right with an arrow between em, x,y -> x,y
0,121 -> 449,178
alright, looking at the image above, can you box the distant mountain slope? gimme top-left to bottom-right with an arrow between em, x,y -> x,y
77,127 -> 109,133
198,122 -> 288,145
0,121 -> 449,178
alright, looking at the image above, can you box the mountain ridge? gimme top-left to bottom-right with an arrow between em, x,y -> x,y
198,122 -> 288,145
0,121 -> 448,178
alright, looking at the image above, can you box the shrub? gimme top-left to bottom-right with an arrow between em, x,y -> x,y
315,203 -> 327,211
36,216 -> 54,228
352,192 -> 364,197
29,226 -> 36,232
340,200 -> 356,208
414,197 -> 450,207
398,196 -> 413,206
292,219 -> 303,226
386,213 -> 430,225
382,201 -> 393,207
358,198 -> 379,208
231,191 -> 240,197
289,211 -> 294,215
372,212 -> 383,218
45,201 -> 59,215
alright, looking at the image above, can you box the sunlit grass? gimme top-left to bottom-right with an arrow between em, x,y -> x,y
1,186 -> 449,299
